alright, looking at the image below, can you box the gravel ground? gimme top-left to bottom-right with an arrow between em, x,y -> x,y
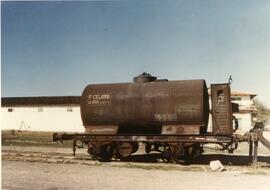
2,130 -> 270,190
2,142 -> 270,190
2,160 -> 270,190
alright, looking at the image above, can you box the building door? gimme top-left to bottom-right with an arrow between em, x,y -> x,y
211,84 -> 233,135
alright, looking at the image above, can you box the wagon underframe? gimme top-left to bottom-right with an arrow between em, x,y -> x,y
53,130 -> 270,166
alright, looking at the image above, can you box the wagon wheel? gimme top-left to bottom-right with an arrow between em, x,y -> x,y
99,145 -> 114,162
88,144 -> 114,162
163,146 -> 179,164
163,145 -> 187,164
184,143 -> 203,160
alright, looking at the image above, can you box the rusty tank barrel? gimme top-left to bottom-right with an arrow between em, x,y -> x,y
80,73 -> 209,134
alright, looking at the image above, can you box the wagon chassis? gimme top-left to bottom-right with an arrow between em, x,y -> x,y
53,133 -> 233,143
53,129 -> 270,166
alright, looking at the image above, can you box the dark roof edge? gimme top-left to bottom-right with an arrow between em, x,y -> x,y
1,96 -> 81,107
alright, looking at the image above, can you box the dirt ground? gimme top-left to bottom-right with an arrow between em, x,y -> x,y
2,130 -> 270,190
2,160 -> 270,190
2,144 -> 270,190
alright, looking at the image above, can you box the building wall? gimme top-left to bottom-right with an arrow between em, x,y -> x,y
233,113 -> 252,133
232,95 -> 255,133
232,96 -> 252,105
1,106 -> 84,132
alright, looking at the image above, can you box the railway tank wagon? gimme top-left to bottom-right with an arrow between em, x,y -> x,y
79,73 -> 228,161
81,73 -> 209,135
53,73 -> 270,165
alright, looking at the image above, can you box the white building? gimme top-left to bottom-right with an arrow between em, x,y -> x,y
230,90 -> 257,133
1,90 -> 256,133
1,97 -> 84,132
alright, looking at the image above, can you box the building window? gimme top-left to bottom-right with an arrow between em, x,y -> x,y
8,108 -> 13,112
38,107 -> 43,112
67,107 -> 73,112
231,97 -> 241,101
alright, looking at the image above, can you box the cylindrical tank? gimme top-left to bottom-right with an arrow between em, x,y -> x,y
81,74 -> 209,134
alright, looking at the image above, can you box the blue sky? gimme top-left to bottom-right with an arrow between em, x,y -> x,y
1,1 -> 270,107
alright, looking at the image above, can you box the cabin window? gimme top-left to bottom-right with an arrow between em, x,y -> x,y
217,90 -> 225,104
67,107 -> 73,112
8,108 -> 13,112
